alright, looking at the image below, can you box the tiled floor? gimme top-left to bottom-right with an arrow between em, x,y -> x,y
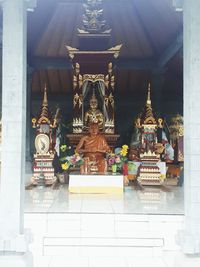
24,183 -> 184,215
23,184 -> 188,267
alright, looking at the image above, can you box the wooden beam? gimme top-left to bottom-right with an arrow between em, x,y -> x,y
29,57 -> 72,69
29,56 -> 156,70
116,58 -> 156,70
157,31 -> 183,67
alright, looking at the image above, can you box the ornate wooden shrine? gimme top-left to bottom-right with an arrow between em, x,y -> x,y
31,86 -> 59,185
134,83 -> 164,155
66,0 -> 121,148
130,84 -> 165,185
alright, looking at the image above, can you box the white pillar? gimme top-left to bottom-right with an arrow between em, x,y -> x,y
0,0 -> 36,266
182,0 -> 200,255
25,66 -> 34,180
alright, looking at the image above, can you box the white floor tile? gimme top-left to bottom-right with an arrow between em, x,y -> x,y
33,256 -> 52,267
24,184 -> 185,267
89,257 -> 127,267
126,257 -> 166,267
50,256 -> 89,267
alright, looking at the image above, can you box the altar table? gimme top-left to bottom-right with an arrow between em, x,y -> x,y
69,172 -> 124,194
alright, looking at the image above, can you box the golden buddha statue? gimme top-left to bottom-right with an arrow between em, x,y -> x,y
76,123 -> 110,173
84,91 -> 104,130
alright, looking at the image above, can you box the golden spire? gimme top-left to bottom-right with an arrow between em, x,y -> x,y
36,84 -> 51,126
43,84 -> 48,106
135,83 -> 163,129
139,83 -> 156,126
32,85 -> 59,128
40,84 -> 49,118
146,83 -> 151,106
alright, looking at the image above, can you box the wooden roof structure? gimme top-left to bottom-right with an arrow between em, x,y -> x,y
27,0 -> 183,96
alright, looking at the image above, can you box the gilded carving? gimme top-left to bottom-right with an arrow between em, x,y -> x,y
104,118 -> 114,134
84,91 -> 104,130
73,93 -> 81,107
108,93 -> 114,108
108,62 -> 112,75
105,95 -> 109,107
108,44 -> 123,58
83,74 -> 105,83
79,74 -> 83,88
135,83 -> 161,129
169,114 -> 184,139
178,151 -> 184,162
133,83 -> 164,155
105,75 -> 109,88
75,63 -> 80,75
73,75 -> 77,89
65,45 -> 78,59
179,125 -> 184,137
78,0 -> 111,34
111,76 -> 115,89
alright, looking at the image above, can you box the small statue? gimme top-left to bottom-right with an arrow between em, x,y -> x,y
129,119 -> 141,161
169,114 -> 183,162
84,91 -> 104,130
76,123 -> 110,173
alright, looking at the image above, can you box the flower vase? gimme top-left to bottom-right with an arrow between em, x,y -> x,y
112,164 -> 117,174
122,162 -> 128,176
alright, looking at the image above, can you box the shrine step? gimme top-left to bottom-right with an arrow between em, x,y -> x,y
25,212 -> 184,258
43,236 -> 164,256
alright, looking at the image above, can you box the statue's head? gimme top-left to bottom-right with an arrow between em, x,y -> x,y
89,122 -> 99,136
90,91 -> 98,110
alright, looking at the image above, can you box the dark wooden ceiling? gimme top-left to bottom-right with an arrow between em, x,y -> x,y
28,0 -> 183,95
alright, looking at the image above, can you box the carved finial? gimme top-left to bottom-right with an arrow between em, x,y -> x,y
79,0 -> 111,34
146,83 -> 151,106
135,83 -> 156,127
40,84 -> 49,119
43,84 -> 48,106
32,85 -> 60,128
135,83 -> 163,129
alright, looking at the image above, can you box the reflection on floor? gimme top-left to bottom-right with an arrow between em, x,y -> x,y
24,184 -> 188,267
25,183 -> 184,214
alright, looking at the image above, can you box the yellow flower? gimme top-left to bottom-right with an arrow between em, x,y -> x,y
122,144 -> 128,150
61,162 -> 69,170
120,144 -> 128,156
60,145 -> 67,152
120,149 -> 128,157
